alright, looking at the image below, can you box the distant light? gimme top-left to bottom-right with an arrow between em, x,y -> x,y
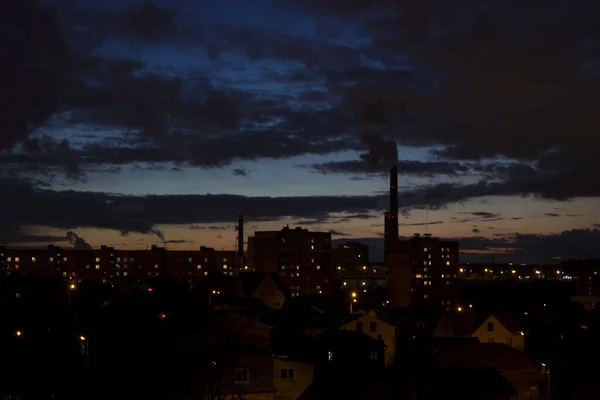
511,270 -> 516,274
484,268 -> 488,272
70,284 -> 76,290
469,304 -> 473,308
362,266 -> 367,270
457,306 -> 463,312
520,331 -> 524,336
80,336 -> 86,341
459,268 -> 464,273
16,330 -> 21,337
148,288 -> 153,292
351,292 -> 357,298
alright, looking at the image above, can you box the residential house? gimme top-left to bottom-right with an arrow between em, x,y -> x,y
433,311 -> 476,338
235,272 -> 289,309
340,312 -> 397,367
272,357 -> 314,400
182,312 -> 314,399
472,312 -> 525,350
298,330 -> 386,400
433,342 -> 545,400
421,367 -> 517,400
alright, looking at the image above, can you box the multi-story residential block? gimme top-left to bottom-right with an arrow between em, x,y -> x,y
248,226 -> 332,295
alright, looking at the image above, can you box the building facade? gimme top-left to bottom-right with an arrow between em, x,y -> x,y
249,226 -> 332,295
387,234 -> 459,309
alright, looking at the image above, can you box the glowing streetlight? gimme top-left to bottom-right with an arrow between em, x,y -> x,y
459,268 -> 464,273
15,330 -> 22,337
457,306 -> 463,312
79,336 -> 86,341
351,292 -> 357,298
70,283 -> 76,290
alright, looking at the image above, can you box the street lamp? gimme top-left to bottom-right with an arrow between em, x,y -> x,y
542,363 -> 551,399
15,330 -> 22,337
350,292 -> 357,313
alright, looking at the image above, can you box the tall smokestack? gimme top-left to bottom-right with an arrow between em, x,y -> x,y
384,211 -> 391,262
390,165 -> 399,241
237,215 -> 244,259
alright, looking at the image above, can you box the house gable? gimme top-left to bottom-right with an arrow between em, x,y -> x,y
471,314 -> 525,350
251,274 -> 286,309
340,314 -> 397,368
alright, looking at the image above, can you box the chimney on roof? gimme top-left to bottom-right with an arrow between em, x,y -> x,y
237,215 -> 244,259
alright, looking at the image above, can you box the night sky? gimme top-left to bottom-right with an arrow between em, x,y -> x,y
1,0 -> 599,263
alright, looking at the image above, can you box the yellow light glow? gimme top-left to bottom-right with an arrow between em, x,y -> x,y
70,284 -> 76,290
16,330 -> 21,337
351,292 -> 357,298
459,268 -> 464,273
512,270 -> 516,274
520,331 -> 524,336
80,336 -> 86,341
212,290 -> 216,294
556,270 -> 560,275
362,266 -> 367,270
457,306 -> 463,312
469,304 -> 473,308
484,268 -> 488,272
535,270 -> 540,275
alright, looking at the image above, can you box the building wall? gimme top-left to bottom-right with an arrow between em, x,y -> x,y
0,246 -> 236,285
471,316 -> 525,351
273,358 -> 313,400
387,235 -> 459,309
342,315 -> 397,368
252,275 -> 286,309
250,227 -> 332,295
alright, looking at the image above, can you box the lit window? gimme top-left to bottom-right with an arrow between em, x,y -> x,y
63,272 -> 67,277
424,294 -> 428,299
316,265 -> 320,270
328,351 -> 333,361
116,272 -> 120,277
297,273 -> 300,277
86,265 -> 90,270
204,271 -> 208,276
7,257 -> 11,262
155,264 -> 159,269
31,257 -> 36,262
446,261 -> 450,266
423,248 -> 428,252
197,265 -> 201,270
223,265 -> 228,269
311,245 -> 314,250
234,368 -> 250,384
95,265 -> 100,270
49,257 -> 53,262
95,258 -> 100,262
15,257 -> 19,262
124,271 -> 128,277
424,268 -> 428,272
117,257 -> 120,262
296,266 -> 300,270
223,258 -> 227,262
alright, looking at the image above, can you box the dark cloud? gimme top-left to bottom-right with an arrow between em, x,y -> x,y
125,1 -> 176,41
398,221 -> 443,227
337,228 -> 600,263
545,213 -> 561,218
328,230 -> 349,237
472,228 -> 481,234
306,159 -> 469,177
0,0 -> 72,150
232,168 -> 248,177
66,231 -> 92,250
